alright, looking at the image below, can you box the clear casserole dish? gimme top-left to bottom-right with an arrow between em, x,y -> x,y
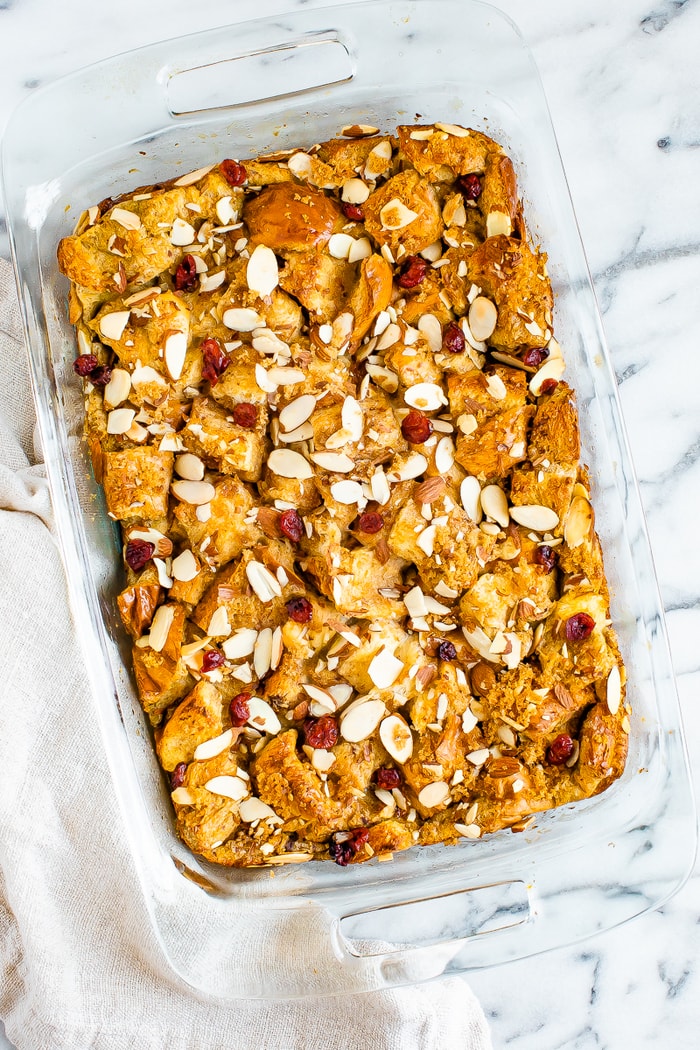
2,0 -> 695,1000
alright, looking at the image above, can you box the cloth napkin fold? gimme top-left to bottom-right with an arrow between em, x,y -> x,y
0,258 -> 491,1050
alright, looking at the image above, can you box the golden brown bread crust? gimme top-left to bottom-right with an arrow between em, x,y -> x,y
59,122 -> 628,868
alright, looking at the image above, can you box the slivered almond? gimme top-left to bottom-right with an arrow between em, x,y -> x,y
435,121 -> 470,138
222,629 -> 258,660
174,164 -> 215,187
341,177 -> 371,203
207,606 -> 230,637
342,123 -> 380,137
341,395 -> 363,441
253,627 -> 273,678
246,244 -> 279,297
175,453 -> 205,481
416,524 -> 437,557
466,748 -> 490,766
267,367 -> 305,386
246,696 -> 282,734
171,787 -> 195,805
330,480 -> 364,504
106,408 -> 136,435
417,313 -> 443,352
347,237 -> 373,263
468,296 -> 498,341
171,479 -> 216,505
223,307 -> 263,331
200,270 -> 226,293
270,626 -> 283,670
239,797 -> 279,822
418,782 -> 450,808
379,714 -> 414,764
564,496 -> 593,548
404,382 -> 447,412
366,364 -> 399,393
380,199 -> 418,230
480,484 -> 509,527
328,233 -> 355,259
164,330 -> 188,381
607,664 -> 622,715
103,368 -> 131,409
110,207 -> 141,231
279,394 -> 316,433
460,476 -> 482,522
486,210 -> 512,238
390,452 -> 428,481
368,647 -> 404,689
370,467 -> 391,505
510,504 -> 559,532
246,561 -> 282,603
434,435 -> 455,474
194,728 -> 234,761
311,451 -> 354,473
204,775 -> 248,801
485,373 -> 507,400
340,699 -> 386,743
529,356 -> 566,396
267,448 -> 313,480
364,139 -> 392,179
455,823 -> 481,839
170,218 -> 196,246
171,549 -> 199,582
149,605 -> 174,653
99,311 -> 130,342
487,756 -> 521,778
415,476 -> 446,504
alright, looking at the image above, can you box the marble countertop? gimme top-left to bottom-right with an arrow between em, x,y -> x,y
1,0 -> 699,1047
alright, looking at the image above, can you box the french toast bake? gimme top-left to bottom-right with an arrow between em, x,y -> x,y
57,121 -> 628,867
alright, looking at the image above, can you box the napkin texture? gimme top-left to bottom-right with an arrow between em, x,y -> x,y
0,258 -> 491,1050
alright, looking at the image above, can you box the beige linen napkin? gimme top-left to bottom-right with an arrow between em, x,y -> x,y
0,259 -> 491,1050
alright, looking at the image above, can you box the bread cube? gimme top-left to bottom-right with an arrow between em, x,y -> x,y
102,447 -> 173,522
173,475 -> 260,570
182,396 -> 266,482
132,602 -> 193,723
363,169 -> 444,256
156,679 -> 226,771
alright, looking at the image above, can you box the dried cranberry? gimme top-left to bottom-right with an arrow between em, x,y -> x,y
522,346 -> 548,369
457,173 -> 482,200
229,692 -> 251,727
341,201 -> 364,221
170,762 -> 187,789
220,159 -> 247,187
546,734 -> 575,766
442,322 -> 466,354
539,379 -> 559,395
565,612 -> 595,642
287,597 -> 313,624
357,511 -> 384,534
174,253 -> 198,292
201,650 -> 225,673
534,544 -> 557,573
401,409 -> 433,444
88,365 -> 113,388
397,255 -> 428,289
125,538 -> 155,571
303,715 -> 339,750
375,767 -> 401,790
328,828 -> 370,866
279,508 -> 304,543
233,402 -> 258,429
201,337 -> 230,386
73,353 -> 99,377
437,640 -> 457,662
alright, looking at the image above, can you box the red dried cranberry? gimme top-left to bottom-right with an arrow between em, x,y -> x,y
357,511 -> 384,534
546,734 -> 575,766
341,201 -> 364,221
220,159 -> 247,187
303,715 -> 339,750
174,253 -> 198,292
540,378 -> 559,395
565,612 -> 595,642
279,508 -> 304,543
522,346 -> 548,369
170,762 -> 187,789
73,353 -> 99,377
201,337 -> 230,386
375,767 -> 401,790
201,650 -> 225,673
457,173 -> 482,200
229,692 -> 251,727
328,828 -> 370,866
534,544 -> 557,573
437,640 -> 457,662
125,538 -> 155,572
88,365 -> 113,387
397,255 -> 428,289
401,409 -> 433,444
442,321 -> 466,354
287,597 -> 313,624
233,402 -> 258,429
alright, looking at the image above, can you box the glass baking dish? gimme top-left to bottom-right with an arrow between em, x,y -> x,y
2,0 -> 695,1000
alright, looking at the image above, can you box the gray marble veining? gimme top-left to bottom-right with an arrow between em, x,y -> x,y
0,0 -> 699,1047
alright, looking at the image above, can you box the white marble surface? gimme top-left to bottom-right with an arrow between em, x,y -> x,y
1,0 -> 699,1047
